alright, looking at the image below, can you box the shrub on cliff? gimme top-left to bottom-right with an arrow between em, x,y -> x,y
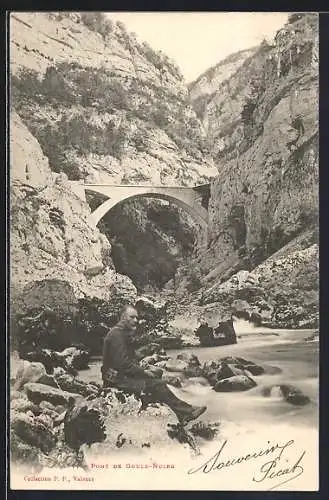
81,12 -> 114,39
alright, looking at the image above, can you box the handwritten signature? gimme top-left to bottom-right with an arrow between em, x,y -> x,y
187,439 -> 305,490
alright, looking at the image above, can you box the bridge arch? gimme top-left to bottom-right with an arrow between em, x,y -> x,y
83,186 -> 209,228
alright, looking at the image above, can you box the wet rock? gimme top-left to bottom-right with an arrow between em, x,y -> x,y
202,360 -> 242,385
40,442 -> 88,469
214,375 -> 257,392
220,356 -> 265,376
23,349 -> 78,376
162,374 -> 182,388
164,359 -> 189,373
140,354 -> 159,367
262,384 -> 310,405
250,312 -> 263,326
195,323 -> 215,346
39,401 -> 59,418
177,353 -> 200,365
281,385 -> 310,405
24,382 -> 82,406
180,353 -> 203,378
11,412 -> 57,454
55,404 -> 66,414
115,433 -> 127,448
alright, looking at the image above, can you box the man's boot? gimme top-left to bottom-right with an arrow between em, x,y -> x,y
176,405 -> 207,426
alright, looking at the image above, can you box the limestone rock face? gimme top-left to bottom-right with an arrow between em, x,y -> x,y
10,110 -> 137,323
10,12 -> 217,187
189,14 -> 318,281
182,14 -> 319,328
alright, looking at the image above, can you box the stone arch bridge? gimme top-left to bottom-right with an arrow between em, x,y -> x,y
69,182 -> 211,228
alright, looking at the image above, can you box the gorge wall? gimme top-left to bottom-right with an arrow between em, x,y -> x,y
10,12 -> 319,334
10,11 -> 215,315
177,13 -> 318,327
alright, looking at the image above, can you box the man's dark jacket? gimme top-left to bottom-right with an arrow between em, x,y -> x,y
102,323 -> 146,380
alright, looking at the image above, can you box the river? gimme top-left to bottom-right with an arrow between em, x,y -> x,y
79,321 -> 319,430
75,321 -> 319,491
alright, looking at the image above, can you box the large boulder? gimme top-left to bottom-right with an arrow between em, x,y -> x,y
11,398 -> 41,415
12,360 -> 47,390
202,359 -> 250,386
220,356 -> 265,376
10,429 -> 41,469
11,412 -> 57,454
55,374 -> 99,398
262,384 -> 310,405
24,382 -> 82,406
180,353 -> 203,378
63,399 -> 107,451
214,375 -> 257,392
158,335 -> 183,350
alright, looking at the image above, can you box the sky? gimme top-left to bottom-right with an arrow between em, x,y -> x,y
106,12 -> 289,82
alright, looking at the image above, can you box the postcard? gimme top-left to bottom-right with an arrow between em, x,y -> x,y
8,11 -> 319,491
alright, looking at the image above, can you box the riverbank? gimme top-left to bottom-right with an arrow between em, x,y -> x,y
10,324 -> 319,491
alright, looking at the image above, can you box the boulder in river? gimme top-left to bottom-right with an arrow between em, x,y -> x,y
162,374 -> 182,388
202,360 -> 243,386
220,356 -> 265,376
214,375 -> 257,392
24,382 -> 82,406
164,359 -> 189,373
177,353 -> 200,365
262,384 -> 310,405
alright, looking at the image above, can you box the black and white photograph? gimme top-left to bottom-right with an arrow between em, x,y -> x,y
8,11 -> 319,491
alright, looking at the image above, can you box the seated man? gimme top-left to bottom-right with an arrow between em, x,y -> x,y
101,305 -> 207,426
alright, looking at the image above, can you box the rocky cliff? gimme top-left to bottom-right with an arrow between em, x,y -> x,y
10,12 -> 216,186
180,13 -> 319,327
10,112 -> 137,320
10,12 -> 216,295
